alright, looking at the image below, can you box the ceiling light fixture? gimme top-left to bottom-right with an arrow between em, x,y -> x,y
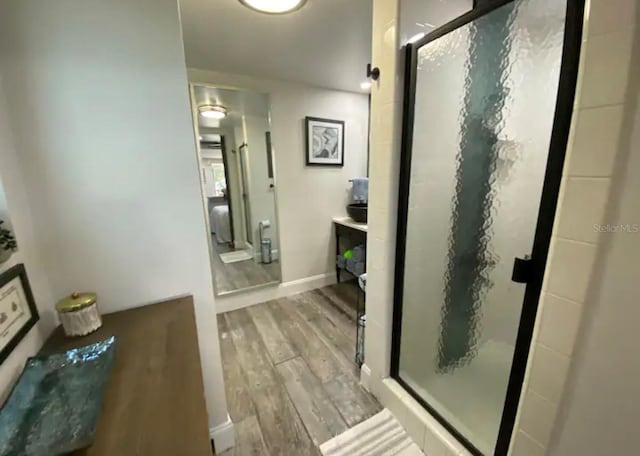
239,0 -> 307,14
199,105 -> 227,120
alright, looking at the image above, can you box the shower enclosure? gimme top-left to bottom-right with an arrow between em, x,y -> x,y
391,0 -> 584,454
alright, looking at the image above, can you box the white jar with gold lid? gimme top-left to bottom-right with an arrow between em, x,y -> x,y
56,292 -> 102,337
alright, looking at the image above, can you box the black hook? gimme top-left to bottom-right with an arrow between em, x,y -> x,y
366,63 -> 380,81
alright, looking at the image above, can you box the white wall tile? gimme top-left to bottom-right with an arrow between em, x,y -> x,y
556,177 -> 611,243
369,368 -> 385,398
375,102 -> 403,152
369,165 -> 391,211
444,437 -> 472,456
373,0 -> 398,30
545,238 -> 597,302
368,237 -> 388,271
380,378 -> 410,422
366,284 -> 391,327
399,396 -> 428,447
509,2 -> 638,452
511,431 -> 545,456
423,426 -> 448,456
579,28 -> 634,108
537,293 -> 582,356
588,0 -> 637,37
568,105 -> 624,177
368,206 -> 388,240
365,319 -> 392,377
378,21 -> 400,105
518,390 -> 558,445
367,271 -> 395,333
528,344 -> 571,403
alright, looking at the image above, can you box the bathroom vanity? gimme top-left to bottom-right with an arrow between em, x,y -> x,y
333,216 -> 367,284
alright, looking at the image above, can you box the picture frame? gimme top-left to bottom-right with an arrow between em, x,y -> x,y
305,116 -> 345,166
0,264 -> 39,366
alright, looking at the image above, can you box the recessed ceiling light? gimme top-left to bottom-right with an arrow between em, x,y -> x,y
199,105 -> 227,120
239,0 -> 307,14
360,81 -> 372,91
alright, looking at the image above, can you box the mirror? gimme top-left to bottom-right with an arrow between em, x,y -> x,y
192,84 -> 282,296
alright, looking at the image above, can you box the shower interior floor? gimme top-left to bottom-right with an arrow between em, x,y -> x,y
400,339 -> 513,455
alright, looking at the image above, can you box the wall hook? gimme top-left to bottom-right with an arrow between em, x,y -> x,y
366,63 -> 380,81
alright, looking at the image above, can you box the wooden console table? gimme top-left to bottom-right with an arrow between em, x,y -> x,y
39,297 -> 212,456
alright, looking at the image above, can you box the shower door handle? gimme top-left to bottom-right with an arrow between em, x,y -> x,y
512,255 -> 533,284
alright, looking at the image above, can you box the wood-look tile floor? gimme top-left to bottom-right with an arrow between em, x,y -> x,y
216,282 -> 382,456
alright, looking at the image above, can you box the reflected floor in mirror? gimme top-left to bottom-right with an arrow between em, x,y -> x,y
212,241 -> 281,295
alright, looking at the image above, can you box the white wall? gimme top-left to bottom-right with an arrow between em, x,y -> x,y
0,75 -> 56,403
189,69 -> 370,283
0,0 -> 229,434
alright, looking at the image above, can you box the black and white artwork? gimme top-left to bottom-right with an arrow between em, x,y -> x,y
305,117 -> 345,166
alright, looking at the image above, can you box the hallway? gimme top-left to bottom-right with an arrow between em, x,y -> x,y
217,283 -> 381,455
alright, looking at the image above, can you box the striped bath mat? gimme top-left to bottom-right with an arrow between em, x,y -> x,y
319,409 -> 423,456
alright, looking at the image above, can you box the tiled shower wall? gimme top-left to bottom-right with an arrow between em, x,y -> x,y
510,0 -> 637,453
363,0 -> 638,454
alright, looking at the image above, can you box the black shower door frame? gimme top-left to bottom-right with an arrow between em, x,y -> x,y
390,0 -> 585,455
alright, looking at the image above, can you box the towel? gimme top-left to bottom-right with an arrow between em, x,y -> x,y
346,259 -> 365,276
350,178 -> 369,203
352,245 -> 366,262
358,273 -> 367,292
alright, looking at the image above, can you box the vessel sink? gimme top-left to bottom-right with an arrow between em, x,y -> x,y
347,203 -> 368,223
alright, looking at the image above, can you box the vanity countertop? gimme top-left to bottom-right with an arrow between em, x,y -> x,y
333,216 -> 368,233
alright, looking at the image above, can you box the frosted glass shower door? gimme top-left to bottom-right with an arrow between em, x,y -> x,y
394,0 -> 570,454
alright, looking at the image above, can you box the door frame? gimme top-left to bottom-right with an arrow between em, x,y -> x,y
389,0 -> 585,454
219,135 -> 236,247
238,143 -> 254,247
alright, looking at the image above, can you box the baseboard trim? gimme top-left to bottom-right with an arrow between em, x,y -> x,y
216,272 -> 337,313
360,363 -> 372,392
210,415 -> 235,453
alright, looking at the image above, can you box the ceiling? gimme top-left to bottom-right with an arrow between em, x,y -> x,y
400,0 -> 472,44
179,0 -> 373,93
193,85 -> 269,130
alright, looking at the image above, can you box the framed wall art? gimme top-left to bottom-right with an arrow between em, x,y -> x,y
0,264 -> 39,365
305,116 -> 345,166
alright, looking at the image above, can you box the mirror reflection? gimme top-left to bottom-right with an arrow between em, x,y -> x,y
193,85 -> 281,296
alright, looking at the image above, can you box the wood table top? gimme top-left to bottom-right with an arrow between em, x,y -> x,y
40,297 -> 212,456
